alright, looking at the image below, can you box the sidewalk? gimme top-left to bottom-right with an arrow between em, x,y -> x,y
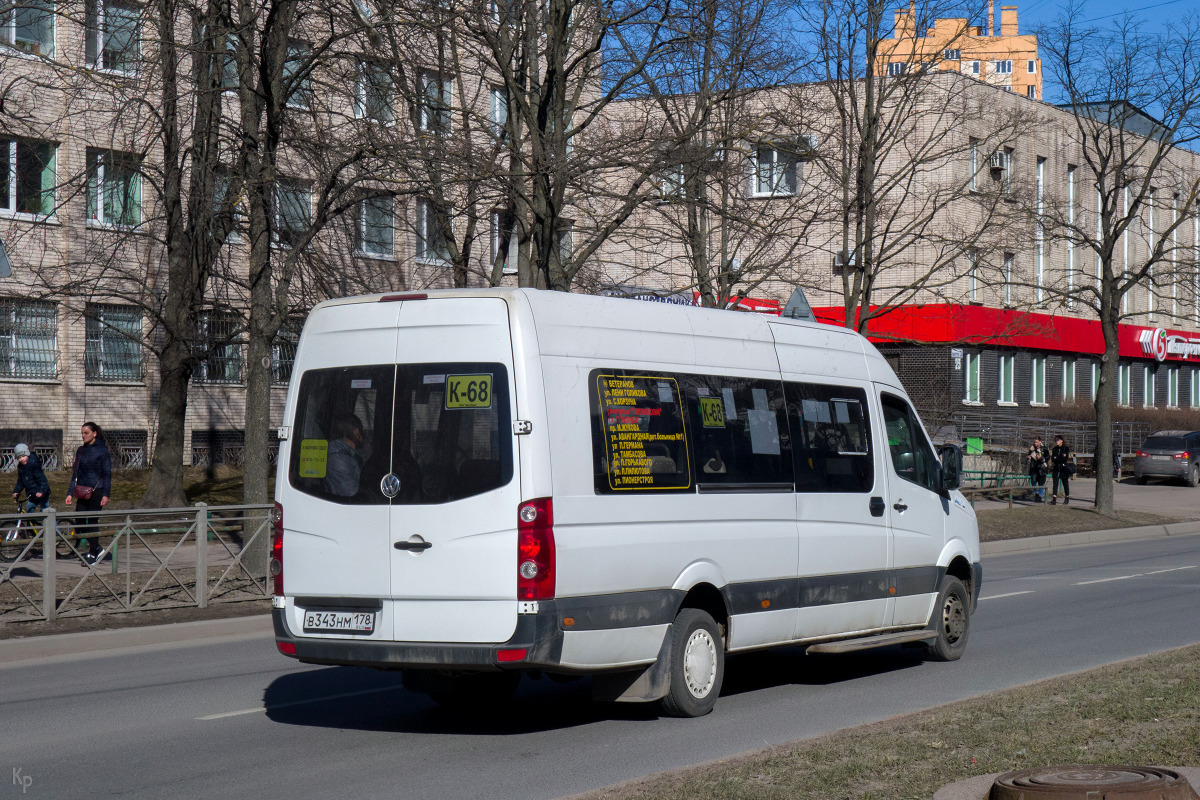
970,475 -> 1200,516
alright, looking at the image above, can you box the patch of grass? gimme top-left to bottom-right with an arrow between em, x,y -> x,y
975,506 -> 1192,542
27,466 -> 271,510
576,645 -> 1200,800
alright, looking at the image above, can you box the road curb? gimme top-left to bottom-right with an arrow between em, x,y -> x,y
0,613 -> 273,666
981,520 -> 1200,556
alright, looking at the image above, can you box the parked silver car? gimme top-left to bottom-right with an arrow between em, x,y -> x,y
1135,430 -> 1200,486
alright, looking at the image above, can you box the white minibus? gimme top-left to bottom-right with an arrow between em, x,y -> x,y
271,288 -> 981,716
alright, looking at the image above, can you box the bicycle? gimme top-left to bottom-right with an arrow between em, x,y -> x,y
0,503 -> 72,563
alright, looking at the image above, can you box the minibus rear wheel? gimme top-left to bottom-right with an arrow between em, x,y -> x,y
660,609 -> 724,718
925,576 -> 970,662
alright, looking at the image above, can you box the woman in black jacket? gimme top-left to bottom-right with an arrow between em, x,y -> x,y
1050,434 -> 1071,505
64,422 -> 112,564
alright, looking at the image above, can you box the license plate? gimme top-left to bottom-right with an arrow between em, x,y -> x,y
302,610 -> 376,635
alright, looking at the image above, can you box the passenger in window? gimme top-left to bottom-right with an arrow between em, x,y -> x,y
324,415 -> 365,498
1027,436 -> 1050,503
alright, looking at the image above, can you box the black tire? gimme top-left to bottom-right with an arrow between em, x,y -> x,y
0,522 -> 24,562
1189,465 -> 1199,488
660,608 -> 724,718
924,576 -> 970,662
404,669 -> 521,710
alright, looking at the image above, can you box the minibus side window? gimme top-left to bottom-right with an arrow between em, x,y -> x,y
288,365 -> 397,505
784,382 -> 874,493
684,375 -> 793,487
590,369 -> 693,493
393,362 -> 514,505
881,393 -> 939,491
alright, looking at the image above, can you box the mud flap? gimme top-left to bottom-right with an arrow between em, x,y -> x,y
590,627 -> 673,703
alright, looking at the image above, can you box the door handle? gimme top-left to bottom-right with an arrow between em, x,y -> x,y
893,501 -> 908,513
869,496 -> 886,517
394,540 -> 432,551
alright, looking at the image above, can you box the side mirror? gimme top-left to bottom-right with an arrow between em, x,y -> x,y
938,443 -> 963,491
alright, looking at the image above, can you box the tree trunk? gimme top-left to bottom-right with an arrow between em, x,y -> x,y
1093,303 -> 1120,515
142,341 -> 192,509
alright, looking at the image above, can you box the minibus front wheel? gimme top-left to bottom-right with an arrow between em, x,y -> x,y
925,575 -> 970,662
660,609 -> 725,717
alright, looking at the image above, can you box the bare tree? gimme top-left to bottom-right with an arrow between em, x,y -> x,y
799,0 -> 1033,335
1038,9 -> 1200,514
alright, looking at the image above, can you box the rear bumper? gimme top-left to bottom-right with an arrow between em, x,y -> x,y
273,604 -> 565,671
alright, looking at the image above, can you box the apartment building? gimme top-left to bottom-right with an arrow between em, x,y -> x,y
0,0 -> 524,470
597,72 -> 1200,425
876,1 -> 1042,101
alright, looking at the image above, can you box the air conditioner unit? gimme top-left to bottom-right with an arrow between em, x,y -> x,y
833,250 -> 857,272
989,150 -> 1008,170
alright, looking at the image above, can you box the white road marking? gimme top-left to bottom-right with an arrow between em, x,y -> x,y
979,590 -> 1035,601
1074,564 -> 1197,586
196,685 -> 404,720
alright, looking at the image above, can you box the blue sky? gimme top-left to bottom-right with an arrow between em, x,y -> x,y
1015,0 -> 1187,32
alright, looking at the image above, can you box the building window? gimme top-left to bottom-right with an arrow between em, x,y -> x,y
556,223 -> 573,264
195,309 -> 243,384
0,298 -> 56,379
1143,365 -> 1155,408
0,138 -> 55,216
355,60 -> 393,123
491,208 -> 517,275
887,61 -> 907,76
1118,363 -> 1130,406
419,71 -> 453,134
283,40 -> 312,109
964,352 -> 980,403
86,149 -> 140,227
1192,369 -> 1200,409
84,303 -> 141,382
970,60 -> 980,75
1031,355 -> 1045,404
944,48 -> 960,61
658,165 -> 685,199
999,354 -> 1014,404
1027,60 -> 1036,73
752,146 -> 798,197
416,198 -> 450,264
356,194 -> 393,257
271,318 -> 302,385
272,179 -> 310,246
1168,367 -> 1179,408
490,87 -> 507,137
1026,85 -> 1035,99
1062,359 -> 1076,403
2,0 -> 53,57
993,59 -> 1012,74
86,0 -> 138,72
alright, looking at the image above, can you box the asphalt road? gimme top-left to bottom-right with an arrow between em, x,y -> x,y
3,533 -> 1199,800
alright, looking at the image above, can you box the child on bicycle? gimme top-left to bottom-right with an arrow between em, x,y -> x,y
12,443 -> 50,513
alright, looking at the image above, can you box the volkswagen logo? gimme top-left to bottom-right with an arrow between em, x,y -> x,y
380,473 -> 401,499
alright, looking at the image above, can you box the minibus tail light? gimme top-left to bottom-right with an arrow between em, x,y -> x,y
517,498 -> 555,600
379,293 -> 428,302
270,502 -> 284,597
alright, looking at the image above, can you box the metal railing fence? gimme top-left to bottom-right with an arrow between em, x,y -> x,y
0,503 -> 273,622
933,409 -> 1153,458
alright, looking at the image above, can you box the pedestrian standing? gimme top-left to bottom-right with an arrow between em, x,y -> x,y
64,422 -> 112,564
11,443 -> 50,513
1050,435 -> 1072,505
1027,436 -> 1050,502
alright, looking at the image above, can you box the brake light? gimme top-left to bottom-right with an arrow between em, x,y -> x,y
379,293 -> 428,302
517,498 -> 555,600
1175,452 -> 1189,459
1137,450 -> 1148,458
270,502 -> 284,597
